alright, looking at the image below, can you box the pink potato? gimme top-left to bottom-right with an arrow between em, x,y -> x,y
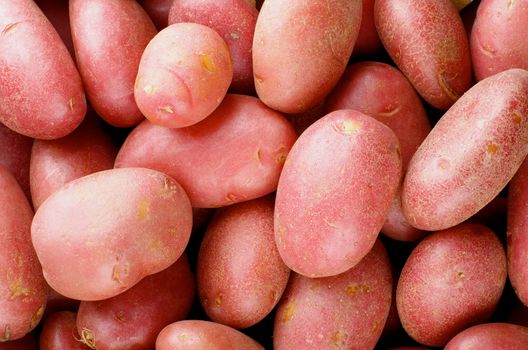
0,167 -> 47,342
444,323 -> 528,350
138,0 -> 173,30
471,0 -> 528,81
375,0 -> 472,110
273,240 -> 392,350
39,312 -> 88,350
76,255 -> 194,350
156,320 -> 264,350
353,0 -> 382,57
0,123 -> 32,198
253,0 -> 362,113
31,167 -> 192,301
396,223 -> 506,347
197,196 -> 290,329
134,23 -> 232,128
115,94 -> 297,208
402,69 -> 528,231
0,0 -> 86,139
168,0 -> 258,93
275,110 -> 401,277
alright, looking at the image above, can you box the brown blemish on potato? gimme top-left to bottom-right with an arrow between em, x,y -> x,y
372,321 -> 380,333
179,333 -> 188,340
331,330 -> 347,346
112,265 -> 123,284
269,289 -> 278,303
137,199 -> 151,221
508,0 -> 516,9
114,311 -> 127,323
336,120 -> 362,135
486,142 -> 498,155
522,327 -> 528,334
79,328 -> 97,349
143,84 -> 156,95
255,148 -> 262,163
437,71 -> 461,102
199,53 -> 216,73
214,293 -> 223,307
345,283 -> 370,297
229,32 -> 240,40
225,193 -> 239,203
9,279 -> 31,300
513,111 -> 523,124
2,22 -> 20,35
158,105 -> 174,114
282,302 -> 295,322
31,305 -> 45,328
276,147 -> 288,164
377,103 -> 401,118
438,158 -> 450,170
457,271 -> 465,279
160,177 -> 177,199
69,98 -> 75,112
14,255 -> 23,267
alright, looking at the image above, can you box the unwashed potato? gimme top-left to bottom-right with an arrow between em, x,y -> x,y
39,312 -> 87,350
444,323 -> 528,350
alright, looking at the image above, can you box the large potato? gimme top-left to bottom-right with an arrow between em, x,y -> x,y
444,323 -> 528,349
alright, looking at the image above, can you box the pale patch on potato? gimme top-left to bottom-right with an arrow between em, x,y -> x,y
230,32 -> 240,40
486,141 -> 498,155
336,120 -> 361,135
345,283 -> 370,297
199,53 -> 216,73
31,304 -> 45,328
323,218 -> 338,228
508,0 -> 516,9
331,330 -> 347,346
158,105 -> 174,114
179,333 -> 188,340
79,327 -> 97,349
0,325 -> 11,342
2,22 -> 20,35
8,278 -> 31,300
282,302 -> 295,322
437,71 -> 461,102
377,103 -> 401,118
143,84 -> 156,95
137,199 -> 151,221
215,293 -> 223,307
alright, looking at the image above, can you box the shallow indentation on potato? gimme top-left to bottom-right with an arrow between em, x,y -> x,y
437,71 -> 461,102
225,193 -> 239,203
69,98 -> 75,112
1,325 -> 11,342
254,75 -> 264,85
335,120 -> 361,136
8,279 -> 31,300
275,146 -> 288,164
31,305 -> 45,328
438,158 -> 450,170
486,141 -> 498,155
137,199 -> 151,221
457,271 -> 465,279
199,53 -> 216,73
114,311 -> 127,323
378,103 -> 401,118
508,0 -> 516,9
255,148 -> 262,163
158,105 -> 174,114
79,327 -> 97,349
2,22 -> 20,35
282,302 -> 295,322
215,293 -> 223,307
372,321 -> 380,333
323,218 -> 337,228
513,111 -> 523,125
160,178 -> 177,199
143,84 -> 156,95
331,330 -> 347,346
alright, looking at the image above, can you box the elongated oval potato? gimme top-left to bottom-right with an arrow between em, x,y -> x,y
0,0 -> 86,139
274,240 -> 392,350
275,110 -> 401,277
396,223 -> 506,347
0,167 -> 47,342
402,69 -> 528,231
0,123 -> 32,198
70,0 -> 157,127
135,23 -> 232,128
31,168 -> 192,301
39,312 -> 86,350
445,323 -> 528,350
116,94 -> 297,208
375,0 -> 471,110
253,0 -> 362,113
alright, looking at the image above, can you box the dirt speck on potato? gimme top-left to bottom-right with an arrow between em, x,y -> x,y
199,53 -> 216,73
9,279 -> 31,300
80,327 -> 97,349
137,199 -> 151,221
2,22 -> 20,35
31,305 -> 45,328
282,302 -> 295,322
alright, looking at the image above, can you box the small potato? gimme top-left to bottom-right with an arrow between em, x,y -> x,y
156,320 -> 264,350
0,123 -> 32,198
31,168 -> 192,301
134,23 -> 233,128
444,323 -> 528,350
39,312 -> 86,350
396,223 -> 506,347
273,240 -> 392,350
138,0 -> 173,30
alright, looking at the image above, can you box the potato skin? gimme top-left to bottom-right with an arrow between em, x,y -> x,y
353,0 -> 382,57
115,94 -> 297,208
0,167 -> 47,342
138,0 -> 172,30
0,0 -> 86,139
253,0 -> 362,113
39,312 -> 87,350
197,196 -> 289,329
402,69 -> 528,231
0,123 -> 32,198
375,0 -> 471,110
275,110 -> 401,277
274,240 -> 392,350
34,0 -> 74,57
444,323 -> 528,350
31,168 -> 192,301
396,223 -> 506,347
134,23 -> 232,128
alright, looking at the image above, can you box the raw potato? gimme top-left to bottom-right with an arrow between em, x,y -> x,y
353,0 -> 382,57
444,323 -> 528,349
39,312 -> 86,350
402,69 -> 528,231
0,0 -> 86,139
253,0 -> 362,113
31,168 -> 192,301
0,333 -> 38,350
34,0 -> 74,57
138,0 -> 173,30
275,110 -> 401,277
0,123 -> 32,198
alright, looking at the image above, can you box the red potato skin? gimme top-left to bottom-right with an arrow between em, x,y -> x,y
444,323 -> 528,350
402,69 -> 528,231
31,168 -> 192,301
253,0 -> 362,114
275,110 -> 401,277
471,0 -> 528,81
375,0 -> 472,110
168,0 -> 258,94
273,240 -> 392,350
285,101 -> 326,135
0,0 -> 86,139
353,0 -> 382,57
0,167 -> 47,342
76,255 -> 194,350
138,0 -> 173,30
34,0 -> 74,57
115,94 -> 297,208
396,223 -> 507,347
197,196 -> 290,329
43,287 -> 81,320
39,312 -> 88,350
0,333 -> 37,350
0,123 -> 32,198
156,320 -> 264,350
70,0 -> 157,127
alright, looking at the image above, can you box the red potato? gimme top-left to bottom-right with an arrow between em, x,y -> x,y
471,0 -> 528,81
285,101 -> 326,135
253,0 -> 362,113
402,69 -> 528,231
275,110 -> 401,277
156,320 -> 264,350
273,240 -> 392,350
115,94 -> 297,208
31,167 -> 192,301
375,0 -> 472,110
76,255 -> 194,350
0,333 -> 37,350
396,223 -> 506,347
0,123 -> 32,198
34,0 -> 74,57
444,323 -> 528,350
138,0 -> 173,30
39,311 -> 88,350
43,287 -> 80,320
0,167 -> 47,342
0,0 -> 86,139
168,0 -> 258,94
353,0 -> 382,57
135,23 -> 232,129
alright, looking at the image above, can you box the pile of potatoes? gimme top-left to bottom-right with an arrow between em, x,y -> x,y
1,0 -> 528,349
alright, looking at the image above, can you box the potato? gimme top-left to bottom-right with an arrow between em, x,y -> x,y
253,0 -> 362,113
0,333 -> 37,350
156,320 -> 264,350
197,196 -> 290,329
273,240 -> 392,350
0,167 -> 47,341
0,123 -> 32,198
70,0 -> 157,127
39,312 -> 86,350
134,23 -> 232,128
402,69 -> 528,231
275,110 -> 401,277
31,167 -> 192,301
138,0 -> 173,30
43,287 -> 80,320
0,0 -> 86,139
115,94 -> 297,208
353,0 -> 382,57
396,223 -> 506,347
34,0 -> 74,57
471,0 -> 528,81
76,255 -> 194,350
375,0 -> 472,110
168,0 -> 258,93
444,323 -> 528,349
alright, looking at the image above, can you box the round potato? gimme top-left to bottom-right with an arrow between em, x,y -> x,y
444,323 -> 528,350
